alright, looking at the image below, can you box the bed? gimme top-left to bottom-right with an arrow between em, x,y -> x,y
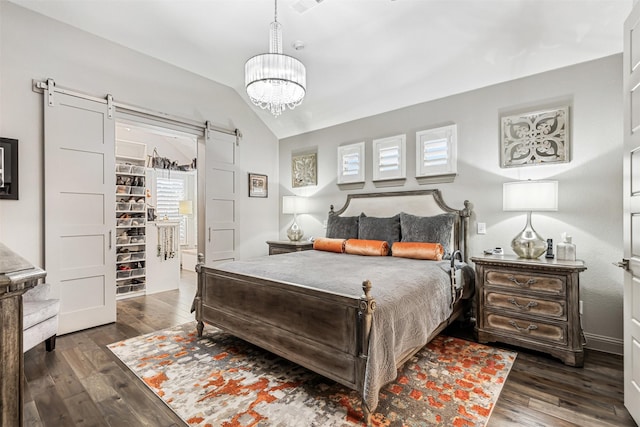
192,190 -> 473,420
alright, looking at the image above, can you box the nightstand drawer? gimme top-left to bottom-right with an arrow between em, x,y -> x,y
485,291 -> 566,320
270,246 -> 296,255
486,270 -> 565,296
486,313 -> 567,345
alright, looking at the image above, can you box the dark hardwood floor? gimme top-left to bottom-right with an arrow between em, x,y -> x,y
23,270 -> 637,426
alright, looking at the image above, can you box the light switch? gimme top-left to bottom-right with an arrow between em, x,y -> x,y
477,222 -> 486,234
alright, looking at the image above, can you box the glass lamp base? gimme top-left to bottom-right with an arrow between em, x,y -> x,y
511,212 -> 547,259
287,220 -> 304,242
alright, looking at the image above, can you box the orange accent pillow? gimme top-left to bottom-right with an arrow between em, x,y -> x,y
344,239 -> 390,256
391,242 -> 444,261
313,238 -> 346,253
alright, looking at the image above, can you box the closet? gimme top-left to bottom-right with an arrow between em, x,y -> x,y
40,79 -> 238,335
115,123 -> 198,298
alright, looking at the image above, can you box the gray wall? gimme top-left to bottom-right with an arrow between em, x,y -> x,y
280,55 -> 624,353
0,2 -> 280,265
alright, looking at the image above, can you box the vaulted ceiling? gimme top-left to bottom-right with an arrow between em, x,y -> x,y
10,0 -> 633,139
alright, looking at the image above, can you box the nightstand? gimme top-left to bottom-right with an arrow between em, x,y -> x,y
471,255 -> 587,367
266,240 -> 314,255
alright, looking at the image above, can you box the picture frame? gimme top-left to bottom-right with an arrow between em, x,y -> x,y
291,152 -> 317,188
0,138 -> 18,200
248,173 -> 268,198
372,134 -> 406,181
500,106 -> 570,168
337,142 -> 365,184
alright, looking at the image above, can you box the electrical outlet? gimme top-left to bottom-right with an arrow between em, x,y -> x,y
322,220 -> 328,229
580,300 -> 583,315
477,222 -> 486,234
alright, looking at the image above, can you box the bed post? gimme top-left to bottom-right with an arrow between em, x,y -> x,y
193,253 -> 205,337
359,280 -> 376,357
461,200 -> 472,263
359,280 -> 376,424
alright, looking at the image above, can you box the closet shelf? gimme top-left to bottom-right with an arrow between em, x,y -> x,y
115,139 -> 147,298
116,238 -> 146,246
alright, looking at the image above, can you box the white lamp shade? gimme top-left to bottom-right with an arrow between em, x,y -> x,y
179,200 -> 193,215
503,180 -> 558,211
282,196 -> 307,214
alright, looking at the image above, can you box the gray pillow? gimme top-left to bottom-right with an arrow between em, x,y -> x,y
326,214 -> 359,239
358,214 -> 401,251
400,212 -> 456,258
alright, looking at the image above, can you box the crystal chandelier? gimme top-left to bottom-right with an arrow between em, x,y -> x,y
245,0 -> 306,117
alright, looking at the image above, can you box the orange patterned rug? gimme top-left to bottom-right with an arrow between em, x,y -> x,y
108,322 -> 516,427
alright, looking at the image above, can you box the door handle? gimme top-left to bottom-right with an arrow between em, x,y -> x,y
614,259 -> 629,270
208,227 -> 211,242
108,230 -> 112,250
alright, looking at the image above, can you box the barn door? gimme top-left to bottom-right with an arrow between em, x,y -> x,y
44,87 -> 116,334
204,128 -> 238,266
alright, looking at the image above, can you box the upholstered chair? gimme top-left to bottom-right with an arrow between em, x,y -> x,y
22,282 -> 60,352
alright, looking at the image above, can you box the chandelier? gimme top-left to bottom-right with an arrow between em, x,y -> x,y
245,0 -> 306,117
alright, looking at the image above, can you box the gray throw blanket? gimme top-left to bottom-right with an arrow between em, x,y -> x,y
216,250 -> 455,411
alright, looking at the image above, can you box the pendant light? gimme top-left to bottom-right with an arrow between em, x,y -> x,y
245,0 -> 307,117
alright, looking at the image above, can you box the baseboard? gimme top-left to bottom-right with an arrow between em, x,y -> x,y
584,332 -> 623,355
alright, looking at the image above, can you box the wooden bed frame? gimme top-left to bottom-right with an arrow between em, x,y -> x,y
192,190 -> 472,420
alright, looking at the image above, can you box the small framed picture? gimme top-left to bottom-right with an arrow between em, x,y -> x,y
0,137 -> 18,200
248,173 -> 268,198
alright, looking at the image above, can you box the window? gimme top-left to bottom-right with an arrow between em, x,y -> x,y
372,134 -> 406,181
416,124 -> 457,178
337,142 -> 365,184
156,176 -> 186,244
154,170 -> 196,245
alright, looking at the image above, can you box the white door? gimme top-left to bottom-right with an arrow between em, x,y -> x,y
204,129 -> 238,266
44,90 -> 116,334
624,2 -> 640,423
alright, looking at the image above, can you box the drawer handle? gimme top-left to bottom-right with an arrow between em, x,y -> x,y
508,275 -> 537,287
508,298 -> 538,310
509,320 -> 538,332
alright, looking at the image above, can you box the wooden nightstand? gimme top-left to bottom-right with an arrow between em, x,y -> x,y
471,255 -> 587,367
266,240 -> 314,255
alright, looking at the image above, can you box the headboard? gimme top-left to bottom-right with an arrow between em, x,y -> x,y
329,190 -> 472,262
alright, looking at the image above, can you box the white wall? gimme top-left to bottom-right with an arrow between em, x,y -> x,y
0,3 -> 280,265
280,55 -> 624,353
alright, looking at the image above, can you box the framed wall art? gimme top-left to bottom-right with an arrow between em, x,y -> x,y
0,138 -> 18,200
337,142 -> 365,184
372,134 -> 406,182
500,106 -> 569,168
248,172 -> 268,198
292,152 -> 317,188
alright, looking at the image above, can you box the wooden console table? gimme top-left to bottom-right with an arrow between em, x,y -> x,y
0,243 -> 46,427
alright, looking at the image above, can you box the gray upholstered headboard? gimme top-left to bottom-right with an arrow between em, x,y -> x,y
329,190 -> 472,262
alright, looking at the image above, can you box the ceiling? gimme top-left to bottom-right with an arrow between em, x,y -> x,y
10,0 -> 633,139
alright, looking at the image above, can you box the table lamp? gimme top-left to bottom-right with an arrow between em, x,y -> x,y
503,180 -> 558,259
179,200 -> 193,245
282,196 -> 306,241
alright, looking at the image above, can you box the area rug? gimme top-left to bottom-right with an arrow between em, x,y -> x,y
108,322 -> 516,427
